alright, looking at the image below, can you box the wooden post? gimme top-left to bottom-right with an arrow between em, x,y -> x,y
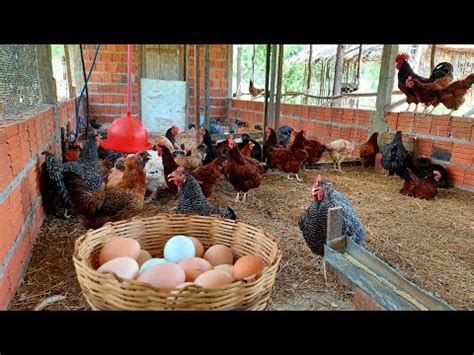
303,44 -> 313,105
64,45 -> 74,99
35,45 -> 56,105
236,45 -> 242,97
204,45 -> 210,127
430,45 -> 437,73
194,44 -> 201,144
268,44 -> 278,127
251,44 -> 256,81
274,44 -> 284,132
370,44 -> 399,139
332,44 -> 346,107
262,45 -> 271,155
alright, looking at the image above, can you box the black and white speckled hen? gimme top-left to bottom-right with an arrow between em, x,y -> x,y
380,131 -> 415,179
298,175 -> 367,282
168,167 -> 237,220
41,125 -> 104,218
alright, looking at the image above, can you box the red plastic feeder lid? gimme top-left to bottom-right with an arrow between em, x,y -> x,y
100,113 -> 153,153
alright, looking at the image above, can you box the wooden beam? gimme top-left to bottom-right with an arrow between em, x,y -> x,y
194,44 -> 201,144
370,44 -> 399,138
204,45 -> 210,127
64,45 -> 74,99
332,44 -> 346,107
268,44 -> 278,127
236,45 -> 242,96
262,45 -> 271,154
430,45 -> 437,73
274,44 -> 284,132
303,44 -> 313,105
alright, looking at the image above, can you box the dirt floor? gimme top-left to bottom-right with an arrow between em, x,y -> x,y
9,165 -> 474,310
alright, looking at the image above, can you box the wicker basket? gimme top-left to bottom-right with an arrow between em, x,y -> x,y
73,214 -> 282,310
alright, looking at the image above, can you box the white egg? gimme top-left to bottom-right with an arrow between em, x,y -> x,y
139,258 -> 167,275
164,235 -> 196,263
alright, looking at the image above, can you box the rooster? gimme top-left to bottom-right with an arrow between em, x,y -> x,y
395,53 -> 453,112
299,176 -> 367,282
359,132 -> 379,168
400,168 -> 441,200
63,151 -> 150,229
249,80 -> 264,97
168,167 -> 237,220
321,139 -> 355,173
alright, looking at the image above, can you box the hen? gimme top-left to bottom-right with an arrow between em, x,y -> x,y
63,151 -> 150,229
437,74 -> 474,115
225,141 -> 264,203
278,125 -> 293,147
359,132 -> 379,168
400,168 -> 441,200
216,134 -> 235,155
271,130 -> 309,181
380,131 -> 414,179
156,138 -> 179,193
405,75 -> 453,114
199,127 -> 221,165
175,144 -> 207,170
168,167 -> 237,220
302,131 -> 324,166
322,139 -> 355,172
165,125 -> 180,151
395,53 -> 453,112
263,126 -> 285,169
238,133 -> 263,161
299,176 -> 367,281
190,155 -> 228,198
249,80 -> 264,97
415,157 -> 449,188
144,150 -> 167,202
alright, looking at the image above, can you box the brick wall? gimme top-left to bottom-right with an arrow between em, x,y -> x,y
230,98 -> 474,191
186,45 -> 230,125
0,98 -> 79,309
83,45 -> 140,125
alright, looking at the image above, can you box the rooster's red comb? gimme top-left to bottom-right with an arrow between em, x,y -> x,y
395,53 -> 410,62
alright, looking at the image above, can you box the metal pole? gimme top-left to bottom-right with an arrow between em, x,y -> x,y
195,45 -> 201,144
262,44 -> 271,159
274,44 -> 284,132
268,44 -> 278,127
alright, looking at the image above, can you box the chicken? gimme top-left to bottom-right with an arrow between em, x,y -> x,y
175,144 -> 207,170
63,142 -> 81,162
400,168 -> 441,200
437,74 -> 474,115
269,130 -> 308,182
190,155 -> 228,197
358,132 -> 380,168
302,131 -> 324,166
63,151 -> 150,229
405,75 -> 452,114
106,167 -> 124,188
156,137 -> 179,193
216,134 -> 235,155
415,157 -> 449,188
263,126 -> 285,168
239,141 -> 254,158
249,80 -> 264,97
238,133 -> 263,161
199,127 -> 221,165
41,125 -> 104,218
168,167 -> 237,220
165,125 -> 180,150
322,139 -> 355,173
395,53 -> 453,112
144,150 -> 167,202
225,140 -> 264,203
298,176 -> 367,282
278,125 -> 293,147
380,131 -> 414,179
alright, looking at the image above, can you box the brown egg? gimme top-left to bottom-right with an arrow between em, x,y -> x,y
99,238 -> 141,265
194,270 -> 233,288
136,250 -> 152,267
189,237 -> 204,257
203,245 -> 233,266
214,264 -> 235,281
97,257 -> 139,280
232,255 -> 265,280
179,257 -> 213,282
137,262 -> 185,289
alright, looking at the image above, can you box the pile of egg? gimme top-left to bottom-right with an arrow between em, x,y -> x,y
96,235 -> 266,289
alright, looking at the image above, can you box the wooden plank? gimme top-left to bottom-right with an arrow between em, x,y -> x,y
262,45 -> 271,153
204,45 -> 210,126
332,44 -> 346,107
274,44 -> 284,132
195,45 -> 201,144
268,44 -> 278,127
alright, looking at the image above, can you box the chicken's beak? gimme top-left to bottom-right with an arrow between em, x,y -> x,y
167,173 -> 176,182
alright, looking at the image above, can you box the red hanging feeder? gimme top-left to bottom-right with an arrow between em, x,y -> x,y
100,45 -> 152,153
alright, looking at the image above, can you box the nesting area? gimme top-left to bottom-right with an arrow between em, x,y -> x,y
10,165 -> 473,310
